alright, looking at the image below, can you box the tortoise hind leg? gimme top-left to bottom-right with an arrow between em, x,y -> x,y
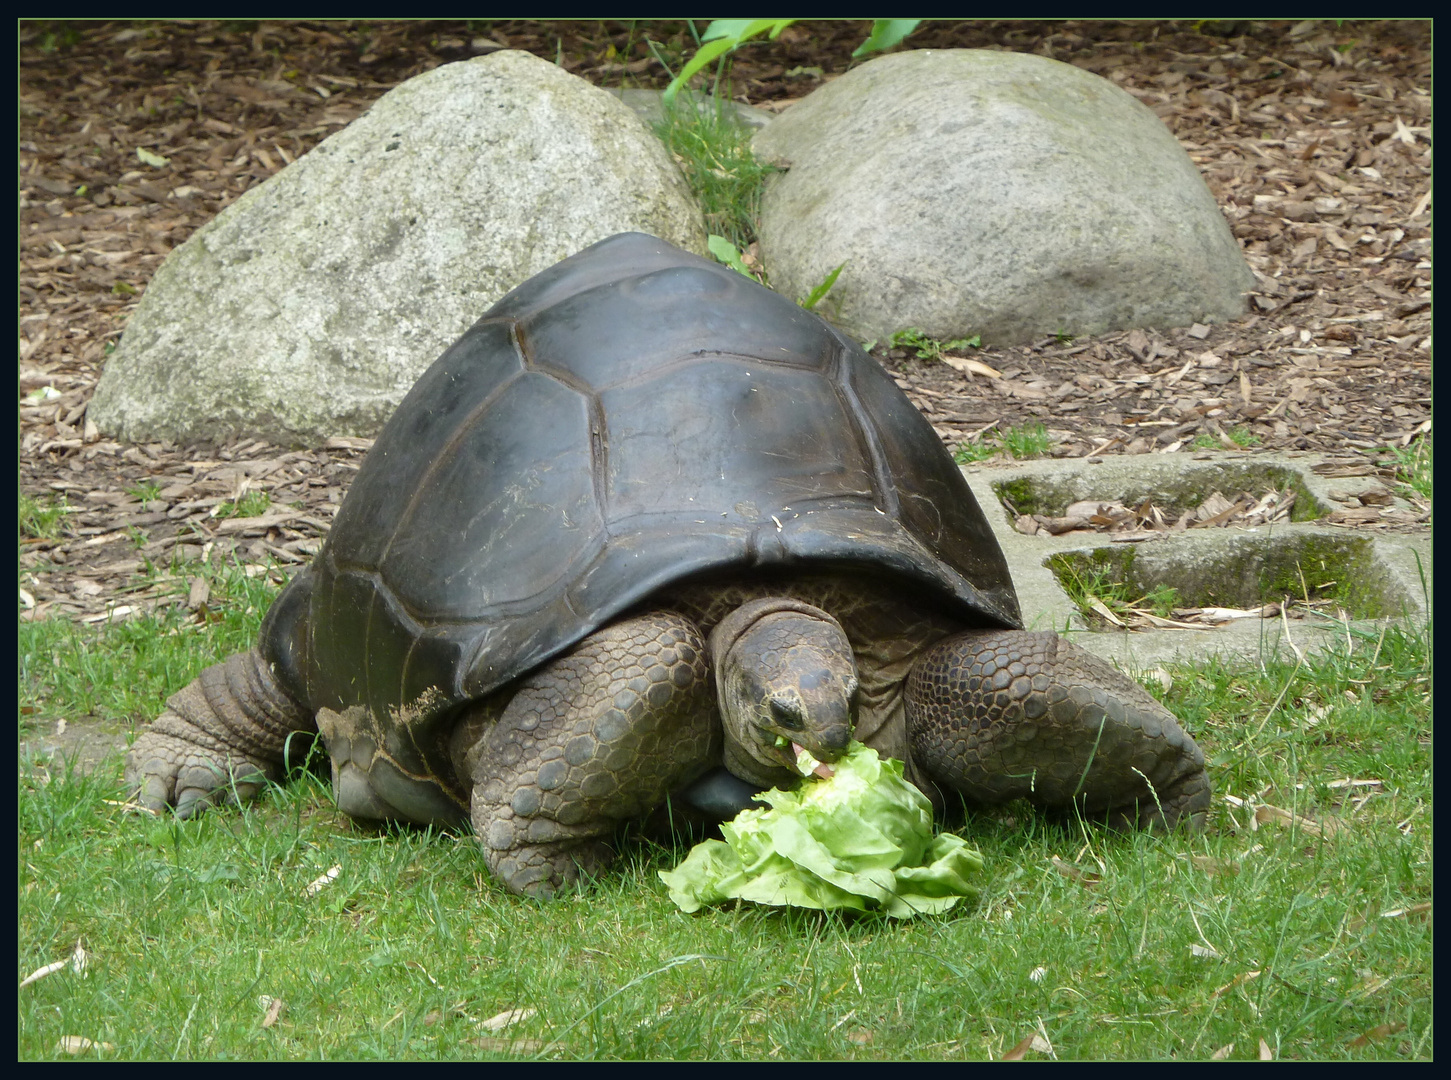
470,611 -> 717,898
125,648 -> 316,817
905,630 -> 1210,830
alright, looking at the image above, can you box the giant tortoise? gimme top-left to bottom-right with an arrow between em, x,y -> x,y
125,232 -> 1210,897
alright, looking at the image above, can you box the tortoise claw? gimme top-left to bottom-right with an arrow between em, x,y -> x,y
479,827 -> 614,899
124,648 -> 312,817
126,737 -> 272,818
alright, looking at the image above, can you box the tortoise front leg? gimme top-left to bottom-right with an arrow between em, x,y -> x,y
470,611 -> 718,898
905,631 -> 1210,830
125,649 -> 316,817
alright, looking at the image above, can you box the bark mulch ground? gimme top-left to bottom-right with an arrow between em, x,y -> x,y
18,20 -> 1432,629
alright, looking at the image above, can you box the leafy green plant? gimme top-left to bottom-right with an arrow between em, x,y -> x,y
851,19 -> 922,57
891,328 -> 982,361
128,480 -> 163,503
661,742 -> 983,917
798,262 -> 844,311
662,19 -> 921,107
662,20 -> 795,107
653,20 -> 921,286
708,235 -> 758,281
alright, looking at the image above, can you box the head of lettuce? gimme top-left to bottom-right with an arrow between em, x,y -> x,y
659,742 -> 985,917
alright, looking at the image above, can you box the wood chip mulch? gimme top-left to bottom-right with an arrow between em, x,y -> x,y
18,20 -> 1432,627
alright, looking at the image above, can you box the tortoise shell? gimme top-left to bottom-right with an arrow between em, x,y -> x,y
262,232 -> 1019,806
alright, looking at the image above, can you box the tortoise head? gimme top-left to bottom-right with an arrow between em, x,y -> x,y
708,597 -> 859,787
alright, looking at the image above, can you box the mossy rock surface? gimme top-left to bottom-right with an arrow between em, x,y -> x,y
994,462 -> 1329,524
1047,532 -> 1415,621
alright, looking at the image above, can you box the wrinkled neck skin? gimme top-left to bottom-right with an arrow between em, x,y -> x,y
708,597 -> 860,788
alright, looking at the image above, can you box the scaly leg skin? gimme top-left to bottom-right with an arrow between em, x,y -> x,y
471,611 -> 717,898
124,648 -> 316,817
906,631 -> 1210,830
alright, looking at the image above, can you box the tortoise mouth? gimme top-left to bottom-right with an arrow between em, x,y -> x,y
792,741 -> 835,779
758,730 -> 801,773
761,729 -> 842,777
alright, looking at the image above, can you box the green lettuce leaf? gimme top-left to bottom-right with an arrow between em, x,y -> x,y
659,743 -> 985,917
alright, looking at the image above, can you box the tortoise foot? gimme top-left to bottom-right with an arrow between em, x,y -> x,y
468,610 -> 717,897
474,806 -> 615,898
906,630 -> 1210,831
1091,771 -> 1213,832
125,648 -> 314,816
127,730 -> 270,818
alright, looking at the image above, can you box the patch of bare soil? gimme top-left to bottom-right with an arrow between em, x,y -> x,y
18,20 -> 1431,638
20,718 -> 130,777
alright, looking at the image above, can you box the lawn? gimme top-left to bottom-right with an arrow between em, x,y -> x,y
18,556 -> 1432,1060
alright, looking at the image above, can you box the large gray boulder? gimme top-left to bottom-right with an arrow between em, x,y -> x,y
90,51 -> 706,447
753,49 -> 1253,346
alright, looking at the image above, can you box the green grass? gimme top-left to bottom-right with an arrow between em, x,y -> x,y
1383,437 -> 1431,503
1047,556 -> 1137,626
797,262 -> 844,311
651,95 -> 848,311
1138,584 -> 1181,619
20,492 -> 74,542
653,94 -> 774,258
953,442 -> 999,465
1195,427 -> 1261,451
213,491 -> 272,520
953,423 -> 1055,465
18,557 -> 1431,1059
1002,422 -> 1052,460
1048,553 -> 1184,626
19,556 -> 282,732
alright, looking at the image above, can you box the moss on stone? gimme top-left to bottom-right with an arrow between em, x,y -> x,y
1046,532 -> 1413,621
992,462 -> 1330,524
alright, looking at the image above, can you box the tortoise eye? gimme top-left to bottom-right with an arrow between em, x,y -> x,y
769,697 -> 806,730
